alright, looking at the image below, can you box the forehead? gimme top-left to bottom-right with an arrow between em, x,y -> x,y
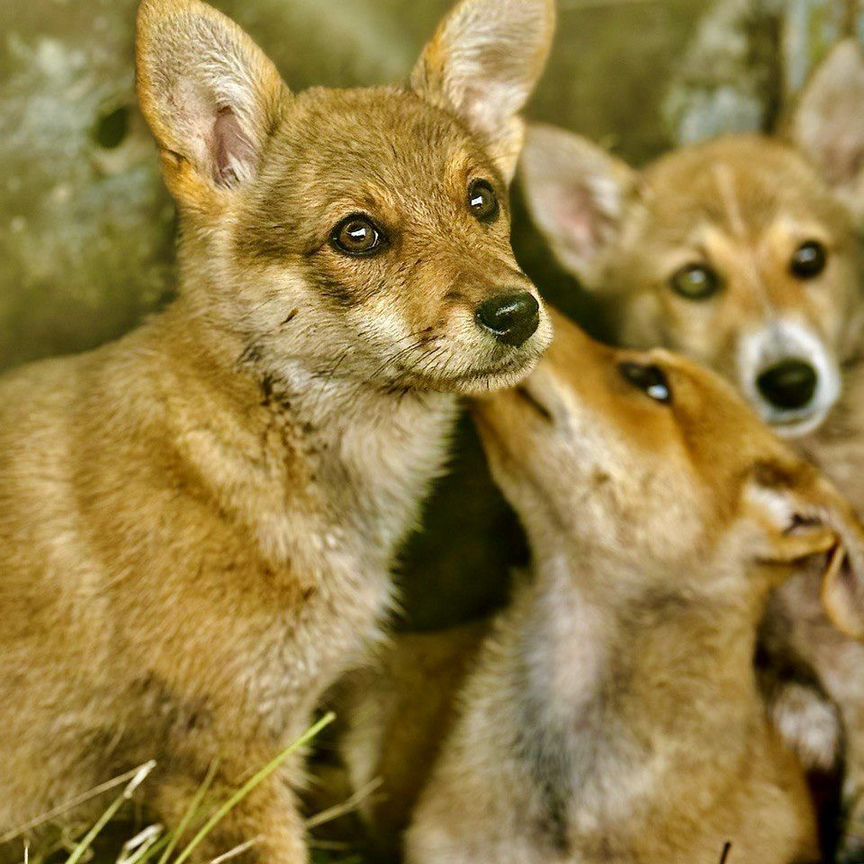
639,136 -> 844,240
666,357 -> 787,472
267,87 -> 498,200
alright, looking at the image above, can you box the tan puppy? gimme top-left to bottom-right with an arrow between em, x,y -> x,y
520,41 -> 864,859
0,0 -> 555,860
341,309 -> 864,864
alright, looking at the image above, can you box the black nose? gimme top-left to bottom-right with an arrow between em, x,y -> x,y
475,292 -> 540,347
756,359 -> 818,411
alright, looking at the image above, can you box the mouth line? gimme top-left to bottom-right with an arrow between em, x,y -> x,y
396,354 -> 533,387
762,402 -> 825,423
771,412 -> 818,425
762,406 -> 830,438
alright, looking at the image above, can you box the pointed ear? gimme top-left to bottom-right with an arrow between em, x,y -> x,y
411,0 -> 555,182
789,40 -> 864,222
745,461 -> 864,639
519,124 -> 636,288
136,0 -> 288,203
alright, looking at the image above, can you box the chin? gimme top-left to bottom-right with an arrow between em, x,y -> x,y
770,411 -> 831,439
410,352 -> 545,395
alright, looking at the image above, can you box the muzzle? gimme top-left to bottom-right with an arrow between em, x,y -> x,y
738,322 -> 841,438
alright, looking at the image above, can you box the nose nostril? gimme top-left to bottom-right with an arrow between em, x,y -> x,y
756,359 -> 818,411
475,292 -> 540,347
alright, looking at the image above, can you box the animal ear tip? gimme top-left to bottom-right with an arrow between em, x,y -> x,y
447,0 -> 555,45
808,38 -> 864,93
137,0 -> 183,25
138,0 -> 225,41
137,0 -> 189,48
136,0 -> 158,19
136,0 -> 159,40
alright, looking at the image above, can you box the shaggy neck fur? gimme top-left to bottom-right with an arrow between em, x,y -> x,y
156,292 -> 459,573
503,541 -> 766,851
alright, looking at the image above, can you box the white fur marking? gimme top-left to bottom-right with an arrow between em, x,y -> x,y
738,320 -> 841,437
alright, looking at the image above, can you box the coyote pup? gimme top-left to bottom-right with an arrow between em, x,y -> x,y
0,0 -> 554,859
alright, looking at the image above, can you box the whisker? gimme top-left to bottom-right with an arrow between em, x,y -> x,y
368,338 -> 431,382
407,343 -> 448,382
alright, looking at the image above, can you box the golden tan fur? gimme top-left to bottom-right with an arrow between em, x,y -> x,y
0,0 -> 556,860
520,41 -> 864,858
340,308 -> 864,863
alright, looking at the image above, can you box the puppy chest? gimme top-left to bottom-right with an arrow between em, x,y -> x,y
231,552 -> 392,722
304,392 -> 456,548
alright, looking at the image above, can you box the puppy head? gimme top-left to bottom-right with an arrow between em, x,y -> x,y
474,309 -> 864,633
520,42 -> 864,436
136,0 -> 556,395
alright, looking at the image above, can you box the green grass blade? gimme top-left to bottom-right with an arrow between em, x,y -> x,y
154,760 -> 219,864
0,765 -> 155,845
172,713 -> 335,864
65,762 -> 156,864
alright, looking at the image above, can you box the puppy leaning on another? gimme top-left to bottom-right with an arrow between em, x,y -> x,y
520,40 -> 864,860
0,0 -> 555,859
341,309 -> 864,864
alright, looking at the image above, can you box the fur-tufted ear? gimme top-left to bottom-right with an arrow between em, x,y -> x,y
411,0 -> 555,183
745,461 -> 864,639
789,39 -> 864,223
519,124 -> 636,288
136,0 -> 288,203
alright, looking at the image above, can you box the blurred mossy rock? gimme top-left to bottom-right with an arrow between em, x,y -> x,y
1,0 -> 712,629
663,0 -> 862,144
0,0 -> 418,371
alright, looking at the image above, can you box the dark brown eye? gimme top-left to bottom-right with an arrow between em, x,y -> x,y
468,179 -> 499,223
331,215 -> 387,257
670,264 -> 722,300
790,240 -> 827,279
618,362 -> 672,404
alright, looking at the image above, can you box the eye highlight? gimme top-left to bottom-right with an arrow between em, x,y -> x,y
468,179 -> 500,223
669,264 -> 722,300
331,215 -> 387,257
618,362 -> 673,405
790,240 -> 827,279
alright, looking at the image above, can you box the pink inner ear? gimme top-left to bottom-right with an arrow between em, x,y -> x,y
213,106 -> 255,188
558,183 -> 613,260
